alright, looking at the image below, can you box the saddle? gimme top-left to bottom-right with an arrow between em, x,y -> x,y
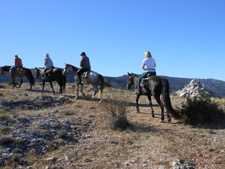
42,67 -> 54,79
46,68 -> 54,75
10,67 -> 24,76
82,71 -> 90,79
140,72 -> 156,87
16,67 -> 24,75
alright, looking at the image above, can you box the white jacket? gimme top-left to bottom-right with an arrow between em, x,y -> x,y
45,57 -> 54,69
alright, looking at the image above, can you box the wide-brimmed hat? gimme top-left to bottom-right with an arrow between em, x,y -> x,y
80,52 -> 86,56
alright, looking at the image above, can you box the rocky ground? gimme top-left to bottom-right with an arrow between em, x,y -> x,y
0,82 -> 224,169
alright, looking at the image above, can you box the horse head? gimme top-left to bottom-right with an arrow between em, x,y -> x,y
0,67 -> 3,76
127,72 -> 135,89
34,67 -> 40,79
0,66 -> 11,75
62,64 -> 69,76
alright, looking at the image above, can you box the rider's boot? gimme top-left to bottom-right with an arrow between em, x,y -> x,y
135,84 -> 141,94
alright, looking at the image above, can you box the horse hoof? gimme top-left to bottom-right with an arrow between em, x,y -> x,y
74,96 -> 78,99
160,120 -> 165,123
168,118 -> 172,123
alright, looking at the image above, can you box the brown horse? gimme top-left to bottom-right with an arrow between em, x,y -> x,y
0,66 -> 35,90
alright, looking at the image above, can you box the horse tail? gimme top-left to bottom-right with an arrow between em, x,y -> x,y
25,68 -> 35,86
161,78 -> 180,119
98,74 -> 104,98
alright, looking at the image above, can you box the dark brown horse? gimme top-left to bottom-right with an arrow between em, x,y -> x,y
35,67 -> 66,94
0,66 -> 35,90
127,73 -> 180,122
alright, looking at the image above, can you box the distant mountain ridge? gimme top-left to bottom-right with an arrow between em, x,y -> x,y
103,75 -> 225,98
0,69 -> 225,97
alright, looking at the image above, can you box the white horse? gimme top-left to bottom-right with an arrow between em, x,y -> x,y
62,64 -> 104,102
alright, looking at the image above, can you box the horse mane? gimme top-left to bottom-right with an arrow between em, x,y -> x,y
1,65 -> 11,72
129,73 -> 140,77
66,64 -> 79,72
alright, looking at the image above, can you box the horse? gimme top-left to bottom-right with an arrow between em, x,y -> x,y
35,67 -> 66,95
0,65 -> 35,90
127,73 -> 180,122
62,64 -> 104,102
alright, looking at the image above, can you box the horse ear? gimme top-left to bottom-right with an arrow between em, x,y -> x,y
128,72 -> 130,75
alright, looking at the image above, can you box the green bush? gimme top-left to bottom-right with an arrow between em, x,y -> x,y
178,92 -> 225,126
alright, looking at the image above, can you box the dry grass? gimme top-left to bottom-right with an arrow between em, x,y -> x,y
0,82 -> 224,169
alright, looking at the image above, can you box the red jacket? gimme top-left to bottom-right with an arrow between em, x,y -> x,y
15,58 -> 23,67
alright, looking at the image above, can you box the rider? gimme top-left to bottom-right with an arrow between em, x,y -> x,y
77,52 -> 91,84
44,53 -> 54,79
136,51 -> 156,94
10,55 -> 23,76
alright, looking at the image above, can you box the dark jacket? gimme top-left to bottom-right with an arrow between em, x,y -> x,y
80,56 -> 91,70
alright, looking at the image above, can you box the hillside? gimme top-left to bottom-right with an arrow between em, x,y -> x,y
0,83 -> 224,168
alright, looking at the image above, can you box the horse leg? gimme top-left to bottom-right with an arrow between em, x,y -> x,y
167,111 -> 172,123
80,84 -> 85,96
57,80 -> 62,94
42,80 -> 45,94
19,78 -> 23,88
93,86 -> 99,99
62,77 -> 66,93
75,83 -> 79,99
12,80 -> 15,89
147,95 -> 154,117
136,94 -> 140,113
154,95 -> 165,122
11,77 -> 16,89
49,80 -> 55,94
59,85 -> 62,94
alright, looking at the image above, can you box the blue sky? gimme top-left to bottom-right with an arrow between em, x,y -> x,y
1,0 -> 225,81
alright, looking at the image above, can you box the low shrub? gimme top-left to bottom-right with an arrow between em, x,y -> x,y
178,92 -> 225,126
102,90 -> 132,130
0,110 -> 10,121
109,116 -> 131,130
0,136 -> 14,146
57,130 -> 68,139
0,126 -> 11,134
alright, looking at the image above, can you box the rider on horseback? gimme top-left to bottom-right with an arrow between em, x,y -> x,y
10,55 -> 23,77
44,53 -> 54,79
136,51 -> 156,94
77,52 -> 91,84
